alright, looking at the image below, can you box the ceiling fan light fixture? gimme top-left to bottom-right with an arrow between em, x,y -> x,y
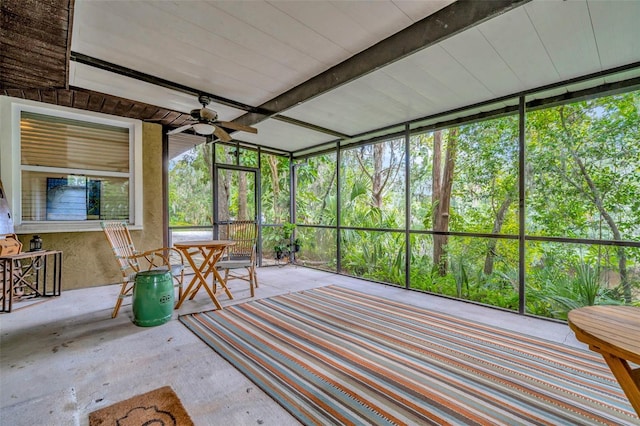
192,122 -> 215,135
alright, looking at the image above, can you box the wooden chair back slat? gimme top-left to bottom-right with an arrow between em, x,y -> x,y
101,221 -> 140,275
224,221 -> 256,259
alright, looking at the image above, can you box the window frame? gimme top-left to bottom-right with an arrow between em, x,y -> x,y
0,96 -> 143,233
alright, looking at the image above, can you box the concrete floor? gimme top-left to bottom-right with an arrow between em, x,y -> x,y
0,265 -> 584,426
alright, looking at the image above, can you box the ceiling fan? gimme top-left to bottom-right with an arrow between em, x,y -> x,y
167,95 -> 257,142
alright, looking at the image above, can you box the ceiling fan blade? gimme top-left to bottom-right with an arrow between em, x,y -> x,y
167,124 -> 194,135
217,121 -> 258,134
213,126 -> 232,142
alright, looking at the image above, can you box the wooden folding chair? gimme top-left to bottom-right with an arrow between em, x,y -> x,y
101,221 -> 185,318
216,221 -> 258,297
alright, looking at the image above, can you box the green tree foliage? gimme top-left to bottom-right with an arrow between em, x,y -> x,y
168,143 -> 212,226
169,90 -> 640,317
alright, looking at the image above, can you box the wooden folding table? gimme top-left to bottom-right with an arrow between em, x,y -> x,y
173,240 -> 235,310
568,305 -> 640,415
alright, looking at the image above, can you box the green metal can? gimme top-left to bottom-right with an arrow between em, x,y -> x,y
132,270 -> 174,327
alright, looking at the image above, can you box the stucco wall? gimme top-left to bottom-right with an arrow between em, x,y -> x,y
16,122 -> 164,290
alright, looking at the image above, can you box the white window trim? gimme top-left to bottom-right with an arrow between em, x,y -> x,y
0,96 -> 143,233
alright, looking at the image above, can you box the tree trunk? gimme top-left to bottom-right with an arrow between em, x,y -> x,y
238,172 -> 248,221
217,171 -> 231,223
432,129 -> 458,275
372,143 -> 384,208
268,155 -> 281,222
559,108 -> 631,302
483,194 -> 513,275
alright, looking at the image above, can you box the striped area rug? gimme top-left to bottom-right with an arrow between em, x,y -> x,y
179,286 -> 639,425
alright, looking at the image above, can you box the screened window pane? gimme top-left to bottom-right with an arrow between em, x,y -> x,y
21,112 -> 129,173
340,229 -> 405,286
295,154 -> 336,226
260,153 -> 290,224
295,226 -> 336,272
525,241 -> 639,319
239,146 -> 258,167
410,116 -> 519,234
340,138 -> 405,229
168,144 -> 213,227
409,132 -> 433,230
526,91 -> 640,241
215,143 -> 238,165
410,234 -> 519,311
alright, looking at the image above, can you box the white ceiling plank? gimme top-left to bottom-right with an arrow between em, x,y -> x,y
72,1 -> 290,105
477,7 -> 560,90
70,63 -> 245,120
240,119 -> 335,152
382,56 -> 464,108
588,0 -> 640,69
328,1 -> 413,40
440,27 -> 523,97
391,0 -> 455,22
149,2 -> 313,79
332,76 -> 438,129
406,45 -> 494,106
211,0 -> 350,68
287,91 -> 390,136
268,1 -> 373,54
285,96 -> 371,136
360,71 -> 439,120
68,0 -> 640,154
525,0 -> 601,80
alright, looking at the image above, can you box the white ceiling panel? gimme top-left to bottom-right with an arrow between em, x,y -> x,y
168,133 -> 205,160
440,27 -> 523,97
392,0 -> 455,22
281,100 -> 369,137
407,45 -> 495,106
477,6 -> 560,90
589,0 -> 640,69
267,1 -> 372,54
71,0 -> 452,110
70,63 -> 245,121
239,120 -> 335,152
381,56 -> 464,109
73,1 -> 284,105
66,0 -> 640,154
210,1 -> 350,69
283,78 -> 415,136
525,0 -> 601,80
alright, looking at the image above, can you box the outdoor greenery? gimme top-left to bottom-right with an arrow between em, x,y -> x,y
169,88 -> 640,319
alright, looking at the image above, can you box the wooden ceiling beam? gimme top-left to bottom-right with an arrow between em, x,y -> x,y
233,0 -> 531,129
0,0 -> 74,90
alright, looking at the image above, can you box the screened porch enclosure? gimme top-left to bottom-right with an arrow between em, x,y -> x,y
168,69 -> 640,321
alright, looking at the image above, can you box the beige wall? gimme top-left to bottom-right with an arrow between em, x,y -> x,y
17,122 -> 165,290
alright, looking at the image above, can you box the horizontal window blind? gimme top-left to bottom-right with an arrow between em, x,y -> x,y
21,112 -> 129,173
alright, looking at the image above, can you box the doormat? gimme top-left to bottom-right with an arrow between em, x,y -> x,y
88,386 -> 194,426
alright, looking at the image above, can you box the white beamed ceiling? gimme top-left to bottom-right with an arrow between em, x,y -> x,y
70,0 -> 640,155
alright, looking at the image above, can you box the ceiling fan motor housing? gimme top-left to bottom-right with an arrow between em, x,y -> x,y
190,107 -> 217,122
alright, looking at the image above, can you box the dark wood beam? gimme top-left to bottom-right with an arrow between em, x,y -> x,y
0,0 -> 74,89
234,0 -> 531,128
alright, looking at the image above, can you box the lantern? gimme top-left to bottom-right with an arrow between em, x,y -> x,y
29,235 -> 42,251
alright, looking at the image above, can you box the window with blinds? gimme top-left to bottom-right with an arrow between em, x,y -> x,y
20,112 -> 131,222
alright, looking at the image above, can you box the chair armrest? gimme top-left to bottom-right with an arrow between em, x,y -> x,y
138,247 -> 185,270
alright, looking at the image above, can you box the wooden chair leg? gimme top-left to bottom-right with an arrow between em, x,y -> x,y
248,267 -> 255,298
112,282 -> 131,318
